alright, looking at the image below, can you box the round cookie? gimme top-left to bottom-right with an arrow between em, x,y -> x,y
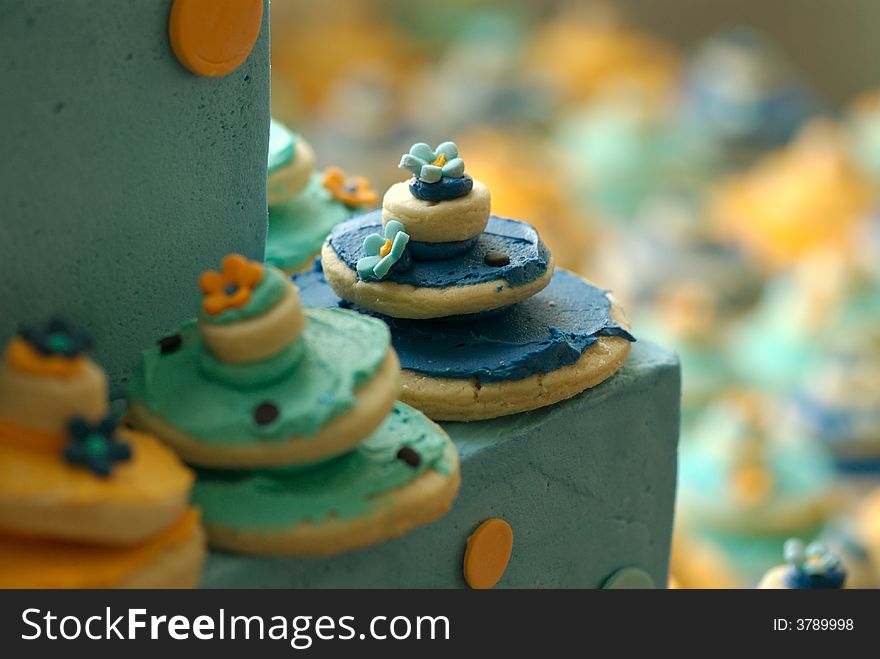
0,427 -> 194,545
295,267 -> 635,421
322,213 -> 555,319
127,256 -> 400,468
381,179 -> 490,243
192,402 -> 460,556
0,319 -> 204,588
0,509 -> 205,588
267,119 -> 316,206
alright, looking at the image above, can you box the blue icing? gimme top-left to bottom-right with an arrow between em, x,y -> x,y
328,212 -> 551,289
408,237 -> 479,261
409,175 -> 473,201
295,267 -> 635,382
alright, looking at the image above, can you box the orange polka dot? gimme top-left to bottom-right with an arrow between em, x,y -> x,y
169,0 -> 264,78
463,518 -> 513,589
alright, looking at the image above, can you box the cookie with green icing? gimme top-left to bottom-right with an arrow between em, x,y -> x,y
127,254 -> 400,468
266,118 -> 378,273
194,402 -> 460,556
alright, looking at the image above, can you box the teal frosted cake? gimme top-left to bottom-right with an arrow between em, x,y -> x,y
0,2 -> 681,589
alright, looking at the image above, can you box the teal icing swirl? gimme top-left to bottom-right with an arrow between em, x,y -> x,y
127,308 -> 390,443
268,118 -> 297,174
192,402 -> 454,530
199,266 -> 288,325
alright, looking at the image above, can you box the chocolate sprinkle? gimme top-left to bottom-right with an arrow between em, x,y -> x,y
484,250 -> 510,267
254,402 -> 279,426
396,446 -> 421,468
158,334 -> 183,355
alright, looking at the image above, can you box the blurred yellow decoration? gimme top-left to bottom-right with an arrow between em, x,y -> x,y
526,6 -> 679,105
713,119 -> 873,271
732,463 -> 774,507
270,1 -> 417,113
169,0 -> 263,77
460,131 -> 593,274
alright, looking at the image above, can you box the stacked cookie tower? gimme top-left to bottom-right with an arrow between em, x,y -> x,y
0,320 -> 203,588
266,118 -> 379,273
127,255 -> 460,556
310,141 -> 636,421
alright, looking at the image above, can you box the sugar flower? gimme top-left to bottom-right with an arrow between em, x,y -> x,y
399,142 -> 465,183
357,220 -> 410,281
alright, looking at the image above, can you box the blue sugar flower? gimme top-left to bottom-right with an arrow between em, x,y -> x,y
783,538 -> 846,588
63,415 -> 132,478
18,317 -> 92,357
399,142 -> 466,183
357,220 -> 411,281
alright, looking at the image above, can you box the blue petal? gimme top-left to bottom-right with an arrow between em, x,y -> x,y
389,231 -> 410,259
435,141 -> 458,160
783,538 -> 805,565
372,253 -> 397,279
384,220 -> 405,238
363,233 -> 385,257
419,164 -> 442,183
399,153 -> 424,176
441,157 -> 465,179
409,143 -> 435,162
357,255 -> 381,280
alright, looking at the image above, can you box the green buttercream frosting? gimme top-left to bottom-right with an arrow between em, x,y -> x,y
127,307 -> 390,443
193,402 -> 454,530
268,118 -> 297,175
266,173 -> 353,271
198,337 -> 306,389
199,266 -> 288,325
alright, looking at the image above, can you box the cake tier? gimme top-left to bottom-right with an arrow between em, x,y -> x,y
0,0 -> 271,397
296,266 -> 634,383
328,212 -> 551,290
202,339 -> 680,588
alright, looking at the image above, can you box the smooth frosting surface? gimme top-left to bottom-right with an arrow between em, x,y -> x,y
127,308 -> 390,443
296,267 -> 634,382
193,402 -> 453,530
268,118 -> 296,174
328,212 -> 551,289
266,174 -> 353,270
0,1 -> 271,397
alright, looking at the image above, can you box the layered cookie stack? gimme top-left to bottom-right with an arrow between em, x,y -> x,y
315,141 -> 636,421
127,254 -> 460,556
0,320 -> 203,588
266,118 -> 379,274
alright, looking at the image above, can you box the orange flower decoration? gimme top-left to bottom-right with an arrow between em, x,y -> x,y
198,254 -> 264,316
322,167 -> 379,208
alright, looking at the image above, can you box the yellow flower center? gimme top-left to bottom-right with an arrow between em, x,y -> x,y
379,238 -> 393,258
431,153 -> 447,167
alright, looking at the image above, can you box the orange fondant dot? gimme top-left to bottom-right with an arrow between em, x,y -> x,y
463,518 -> 513,589
169,0 -> 264,78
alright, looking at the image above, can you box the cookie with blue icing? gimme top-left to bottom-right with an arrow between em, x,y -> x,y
322,213 -> 555,319
758,538 -> 847,589
127,255 -> 400,468
295,266 -> 634,421
193,402 -> 460,556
